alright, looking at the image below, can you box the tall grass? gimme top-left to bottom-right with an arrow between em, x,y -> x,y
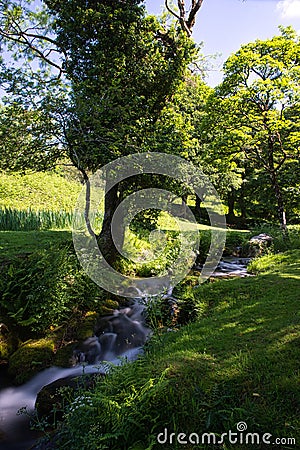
0,207 -> 74,231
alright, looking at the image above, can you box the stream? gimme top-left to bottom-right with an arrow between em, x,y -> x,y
0,257 -> 250,450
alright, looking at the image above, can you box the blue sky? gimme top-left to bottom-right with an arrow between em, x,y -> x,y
145,0 -> 300,86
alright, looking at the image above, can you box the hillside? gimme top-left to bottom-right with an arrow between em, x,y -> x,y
0,171 -> 81,211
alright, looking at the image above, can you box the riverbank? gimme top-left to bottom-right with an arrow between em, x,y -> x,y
46,250 -> 300,450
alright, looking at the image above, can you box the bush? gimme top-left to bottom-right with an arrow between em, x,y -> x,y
0,243 -> 103,335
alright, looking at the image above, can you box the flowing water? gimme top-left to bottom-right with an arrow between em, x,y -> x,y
0,302 -> 150,450
0,257 -> 250,450
212,257 -> 251,278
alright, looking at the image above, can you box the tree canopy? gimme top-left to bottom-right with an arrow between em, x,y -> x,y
203,26 -> 300,230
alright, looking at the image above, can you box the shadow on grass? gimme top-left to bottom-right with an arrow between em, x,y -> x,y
0,230 -> 72,260
142,272 -> 300,448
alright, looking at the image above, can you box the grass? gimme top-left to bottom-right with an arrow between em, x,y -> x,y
0,230 -> 71,260
0,208 -> 75,231
0,171 -> 81,211
53,249 -> 300,450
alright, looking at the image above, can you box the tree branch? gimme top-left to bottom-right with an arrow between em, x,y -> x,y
0,28 -> 64,76
165,0 -> 181,21
187,0 -> 203,31
165,0 -> 204,36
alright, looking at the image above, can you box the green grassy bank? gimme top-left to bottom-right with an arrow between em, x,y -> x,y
51,250 -> 300,450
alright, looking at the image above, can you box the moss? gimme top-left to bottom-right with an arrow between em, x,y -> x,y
98,299 -> 119,316
0,324 -> 19,362
8,337 -> 55,385
53,343 -> 76,368
0,339 -> 11,361
76,311 -> 99,340
0,336 -> 17,361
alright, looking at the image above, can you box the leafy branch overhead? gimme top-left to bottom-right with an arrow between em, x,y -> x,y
0,0 -> 65,78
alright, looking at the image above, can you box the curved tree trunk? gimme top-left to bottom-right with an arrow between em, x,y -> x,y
98,183 -> 124,266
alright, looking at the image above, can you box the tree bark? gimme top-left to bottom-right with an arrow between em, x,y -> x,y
98,183 -> 124,266
267,137 -> 288,235
195,195 -> 201,221
270,170 -> 288,234
239,172 -> 247,221
181,193 -> 188,218
227,190 -> 236,222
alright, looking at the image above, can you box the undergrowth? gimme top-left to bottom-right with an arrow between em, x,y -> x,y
42,250 -> 300,450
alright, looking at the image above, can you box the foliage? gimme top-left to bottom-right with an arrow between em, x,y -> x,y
203,26 -> 300,229
0,0 -> 203,264
46,249 -> 300,449
0,243 -> 102,334
249,224 -> 300,253
248,248 -> 300,275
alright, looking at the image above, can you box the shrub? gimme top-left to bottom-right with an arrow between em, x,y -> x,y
0,244 -> 103,335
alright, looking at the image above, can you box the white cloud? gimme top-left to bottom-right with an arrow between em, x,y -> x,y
277,0 -> 300,18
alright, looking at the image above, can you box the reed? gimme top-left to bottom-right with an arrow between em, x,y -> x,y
0,207 -> 74,231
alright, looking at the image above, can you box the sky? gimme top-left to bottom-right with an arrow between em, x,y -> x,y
145,0 -> 300,86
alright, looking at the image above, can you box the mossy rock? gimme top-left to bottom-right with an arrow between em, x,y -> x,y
8,338 -> 55,385
0,335 -> 17,361
98,299 -> 119,316
53,343 -> 76,368
76,311 -> 99,340
35,373 -> 104,424
0,323 -> 19,362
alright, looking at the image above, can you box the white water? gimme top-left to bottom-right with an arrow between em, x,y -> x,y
0,258 -> 250,449
0,347 -> 143,450
0,299 -> 149,450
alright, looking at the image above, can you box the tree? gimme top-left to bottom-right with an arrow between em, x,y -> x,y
0,0 -> 204,263
165,0 -> 204,37
204,27 -> 300,231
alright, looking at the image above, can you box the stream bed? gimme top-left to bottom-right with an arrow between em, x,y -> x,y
0,257 -> 250,450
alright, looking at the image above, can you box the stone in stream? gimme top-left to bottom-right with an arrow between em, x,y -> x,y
248,233 -> 273,257
73,302 -> 151,365
35,373 -> 104,423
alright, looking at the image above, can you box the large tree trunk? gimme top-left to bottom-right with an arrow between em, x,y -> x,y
181,193 -> 188,218
227,190 -> 236,223
270,171 -> 288,234
195,195 -> 201,221
267,137 -> 288,235
98,183 -> 124,266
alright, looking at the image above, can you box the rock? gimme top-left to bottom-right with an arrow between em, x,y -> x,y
53,343 -> 77,368
250,233 -> 273,244
8,338 -> 55,385
248,233 -> 273,257
76,311 -> 99,340
35,373 -> 104,423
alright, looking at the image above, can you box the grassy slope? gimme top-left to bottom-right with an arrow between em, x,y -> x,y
0,171 -> 81,211
0,230 -> 71,260
59,250 -> 300,450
